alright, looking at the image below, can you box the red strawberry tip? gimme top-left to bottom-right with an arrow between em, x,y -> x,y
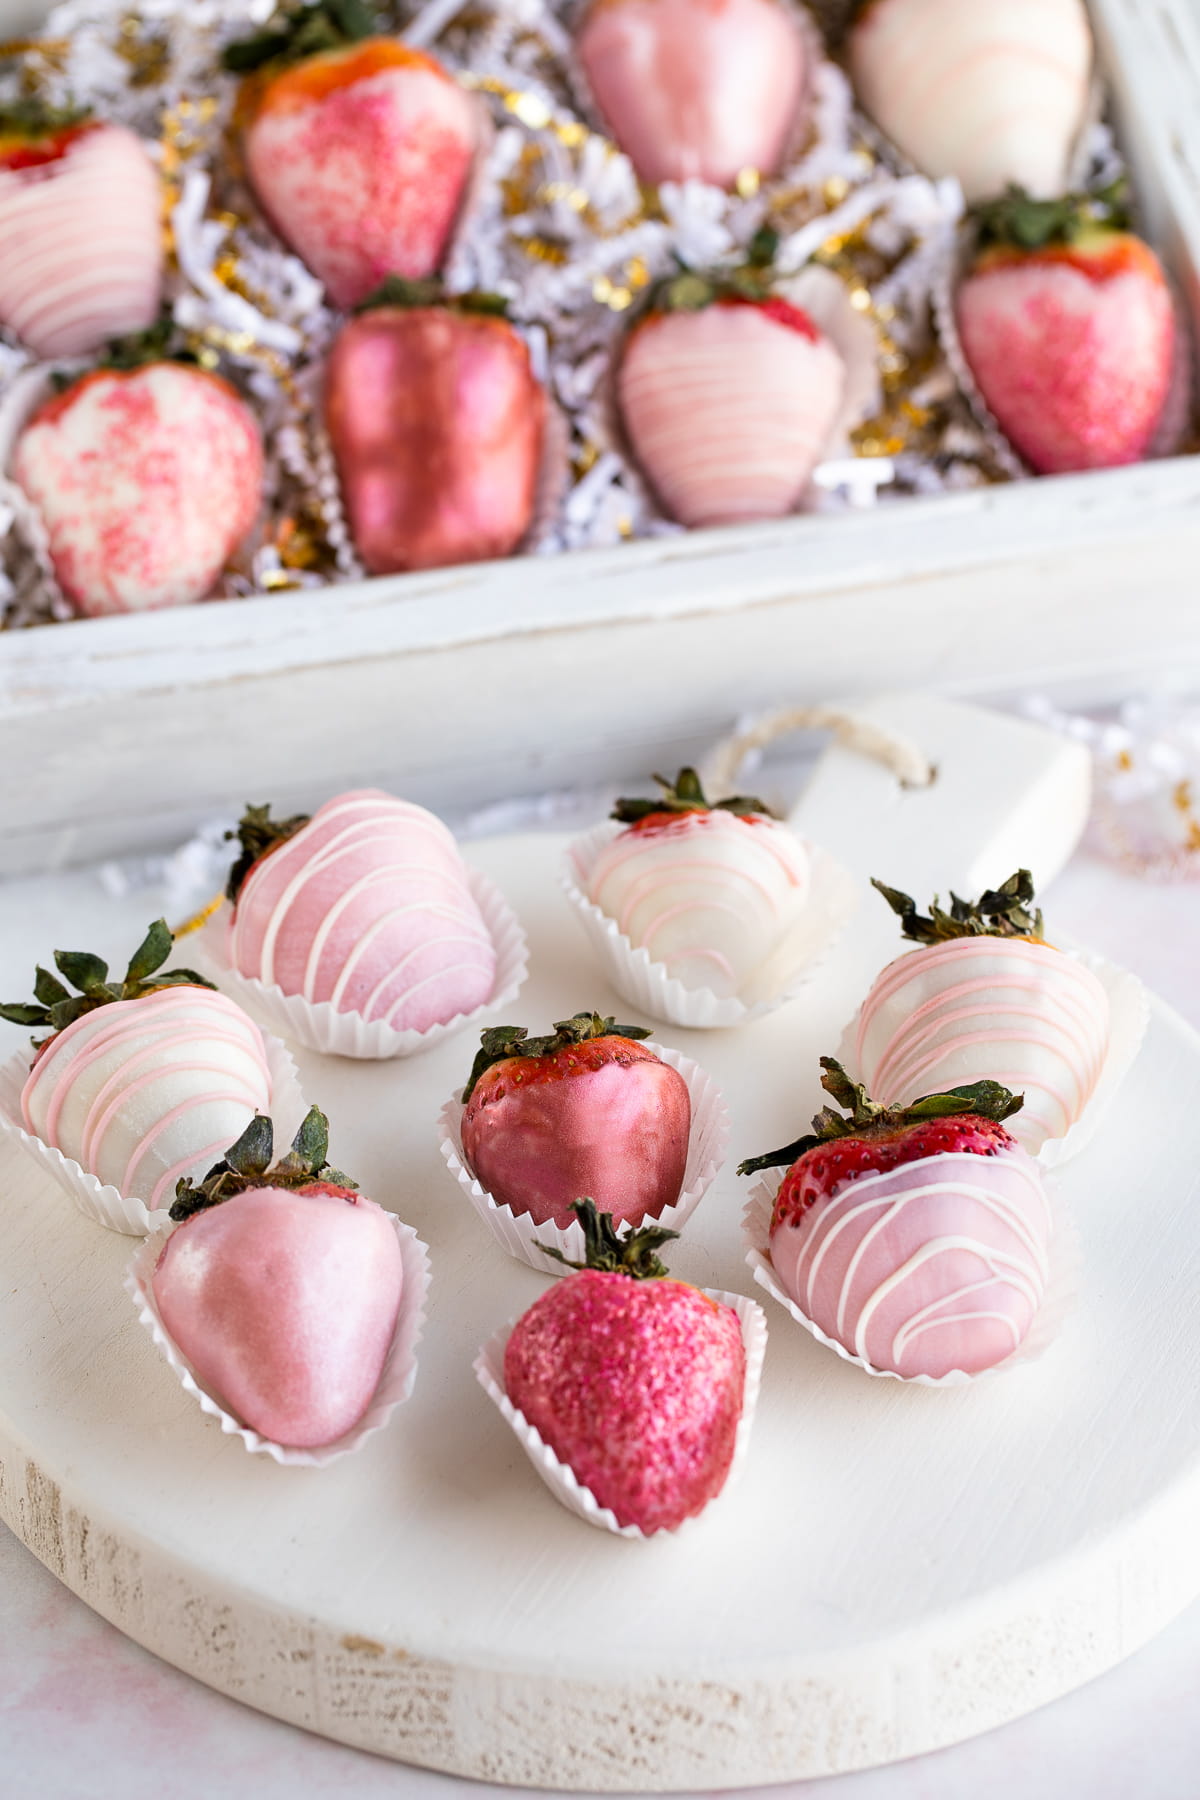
533,1197 -> 680,1278
610,765 -> 774,826
221,0 -> 377,76
871,869 -> 1044,945
0,920 -> 215,1049
0,96 -> 93,165
971,180 -> 1132,258
355,274 -> 509,320
225,800 -> 313,904
169,1105 -> 358,1221
639,227 -> 820,342
737,1056 -> 1023,1176
462,1010 -> 652,1100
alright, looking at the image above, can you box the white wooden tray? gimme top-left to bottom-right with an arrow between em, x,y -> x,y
0,821 -> 1197,1789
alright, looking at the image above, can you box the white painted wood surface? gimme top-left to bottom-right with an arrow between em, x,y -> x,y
3,0 -> 1200,875
0,711 -> 1194,1789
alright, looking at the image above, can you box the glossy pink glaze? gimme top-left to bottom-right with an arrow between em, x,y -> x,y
461,1050 -> 691,1228
153,1183 -> 404,1446
325,307 -> 545,574
855,936 -> 1109,1153
245,61 -> 477,306
0,123 -> 162,356
769,1146 -> 1051,1378
21,987 -> 272,1208
956,257 -> 1174,472
229,789 -> 495,1032
12,364 -> 263,616
577,0 -> 808,189
619,302 -> 844,526
504,1270 -> 744,1530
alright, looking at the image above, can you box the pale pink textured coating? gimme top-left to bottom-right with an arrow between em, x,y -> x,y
577,0 -> 808,190
0,124 -> 163,357
849,0 -> 1091,203
619,304 -> 845,526
153,1183 -> 404,1447
955,260 -> 1174,473
12,364 -> 263,617
504,1270 -> 745,1532
855,936 -> 1110,1154
769,1147 -> 1052,1378
21,987 -> 273,1210
229,790 -> 496,1033
586,810 -> 810,998
244,63 -> 477,307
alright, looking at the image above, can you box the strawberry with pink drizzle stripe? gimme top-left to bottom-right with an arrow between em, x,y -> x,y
848,0 -> 1092,204
855,872 -> 1109,1155
1,922 -> 273,1212
0,101 -> 162,357
586,767 -> 810,999
226,790 -> 496,1034
740,1059 -> 1052,1379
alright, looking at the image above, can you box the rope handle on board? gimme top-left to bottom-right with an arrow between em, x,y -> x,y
702,705 -> 936,801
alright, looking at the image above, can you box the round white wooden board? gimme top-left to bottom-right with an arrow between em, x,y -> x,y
1,832 -> 1198,1791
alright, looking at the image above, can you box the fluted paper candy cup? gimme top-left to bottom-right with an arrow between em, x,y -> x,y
741,1170 -> 1074,1387
563,822 -> 857,1029
124,1212 -> 430,1466
0,1031 -> 306,1236
195,867 -> 528,1060
474,1288 -> 767,1538
438,1042 -> 730,1274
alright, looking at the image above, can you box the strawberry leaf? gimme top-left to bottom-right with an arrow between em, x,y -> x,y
610,766 -> 773,824
462,1011 -> 652,1099
169,1107 -> 357,1220
123,918 -> 173,988
871,870 -> 1043,943
33,967 -> 70,1008
0,1003 -> 50,1027
226,802 -> 311,903
535,1198 -> 679,1279
53,950 -> 110,995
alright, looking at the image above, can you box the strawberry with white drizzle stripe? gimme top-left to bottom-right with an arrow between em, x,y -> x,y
854,872 -> 1109,1155
0,102 -> 162,358
586,768 -> 810,999
226,791 -> 496,1034
848,0 -> 1092,205
2,922 -> 274,1213
740,1059 -> 1052,1379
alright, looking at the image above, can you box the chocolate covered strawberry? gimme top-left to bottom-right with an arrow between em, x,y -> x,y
12,340 -> 263,617
324,280 -> 546,573
955,188 -> 1175,474
460,1011 -> 690,1230
577,0 -> 809,191
501,1200 -> 747,1532
0,100 -> 162,357
740,1059 -> 1052,1379
224,2 -> 480,308
849,0 -> 1092,204
618,242 -> 845,526
152,1108 -> 404,1447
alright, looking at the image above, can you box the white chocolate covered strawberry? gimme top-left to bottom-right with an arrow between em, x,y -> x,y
152,1109 -> 405,1447
586,768 -> 810,999
854,873 -> 1110,1155
0,102 -> 162,357
12,357 -> 263,617
226,791 -> 496,1034
848,0 -> 1092,204
1,922 -> 274,1212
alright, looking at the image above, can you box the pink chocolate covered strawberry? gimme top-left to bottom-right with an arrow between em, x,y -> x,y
955,187 -> 1175,474
153,1107 -> 405,1447
225,2 -> 481,307
11,341 -> 262,617
0,100 -> 163,357
460,1011 -> 691,1230
848,0 -> 1092,204
618,242 -> 845,526
324,280 -> 546,573
501,1200 -> 747,1532
740,1059 -> 1052,1379
576,0 -> 809,191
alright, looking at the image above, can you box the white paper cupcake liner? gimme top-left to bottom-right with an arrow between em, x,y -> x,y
193,866 -> 529,1060
741,1170 -> 1076,1388
474,1287 -> 767,1538
0,1031 -> 307,1237
437,1041 -> 730,1275
562,822 -> 858,1030
835,945 -> 1148,1171
124,1210 -> 430,1466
